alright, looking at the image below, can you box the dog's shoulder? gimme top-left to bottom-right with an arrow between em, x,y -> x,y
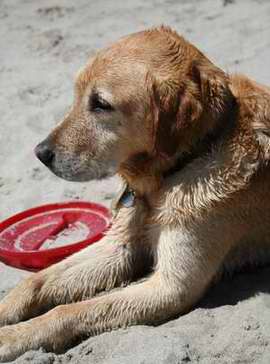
229,73 -> 270,118
229,74 -> 270,160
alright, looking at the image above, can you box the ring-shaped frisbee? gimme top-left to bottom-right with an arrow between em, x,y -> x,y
0,201 -> 111,271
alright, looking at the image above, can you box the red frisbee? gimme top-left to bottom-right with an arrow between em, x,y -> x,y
0,201 -> 111,271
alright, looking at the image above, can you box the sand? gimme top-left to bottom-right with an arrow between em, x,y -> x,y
0,0 -> 270,363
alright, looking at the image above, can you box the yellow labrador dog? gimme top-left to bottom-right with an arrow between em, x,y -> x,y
1,26 -> 270,361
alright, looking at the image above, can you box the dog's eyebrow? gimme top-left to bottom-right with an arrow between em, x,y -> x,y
91,87 -> 114,104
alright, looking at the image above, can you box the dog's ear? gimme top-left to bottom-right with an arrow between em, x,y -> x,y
150,61 -> 234,159
150,77 -> 203,159
192,60 -> 234,124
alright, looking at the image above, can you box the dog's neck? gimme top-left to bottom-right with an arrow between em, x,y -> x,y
118,97 -> 237,200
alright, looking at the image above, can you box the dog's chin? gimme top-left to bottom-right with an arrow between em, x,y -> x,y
48,164 -> 116,182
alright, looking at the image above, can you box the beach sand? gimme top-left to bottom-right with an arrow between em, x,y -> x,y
1,0 -> 270,362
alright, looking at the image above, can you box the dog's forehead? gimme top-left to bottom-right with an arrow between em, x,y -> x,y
75,28 -> 194,97
75,49 -> 148,97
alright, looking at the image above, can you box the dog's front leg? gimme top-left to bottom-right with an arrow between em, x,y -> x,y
0,203 -> 149,327
0,224 -> 229,362
0,270 -> 183,362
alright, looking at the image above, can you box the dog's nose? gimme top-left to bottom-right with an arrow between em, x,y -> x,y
35,141 -> 55,167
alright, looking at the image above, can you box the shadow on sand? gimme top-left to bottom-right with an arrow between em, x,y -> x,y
198,265 -> 270,309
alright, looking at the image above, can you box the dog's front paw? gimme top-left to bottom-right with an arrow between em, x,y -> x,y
0,306 -> 75,362
0,305 -> 7,328
0,324 -> 34,362
0,304 -> 17,328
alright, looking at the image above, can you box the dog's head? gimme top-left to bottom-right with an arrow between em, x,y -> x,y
35,26 -> 234,182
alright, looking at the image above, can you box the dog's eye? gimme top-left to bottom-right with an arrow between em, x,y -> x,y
90,93 -> 114,113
